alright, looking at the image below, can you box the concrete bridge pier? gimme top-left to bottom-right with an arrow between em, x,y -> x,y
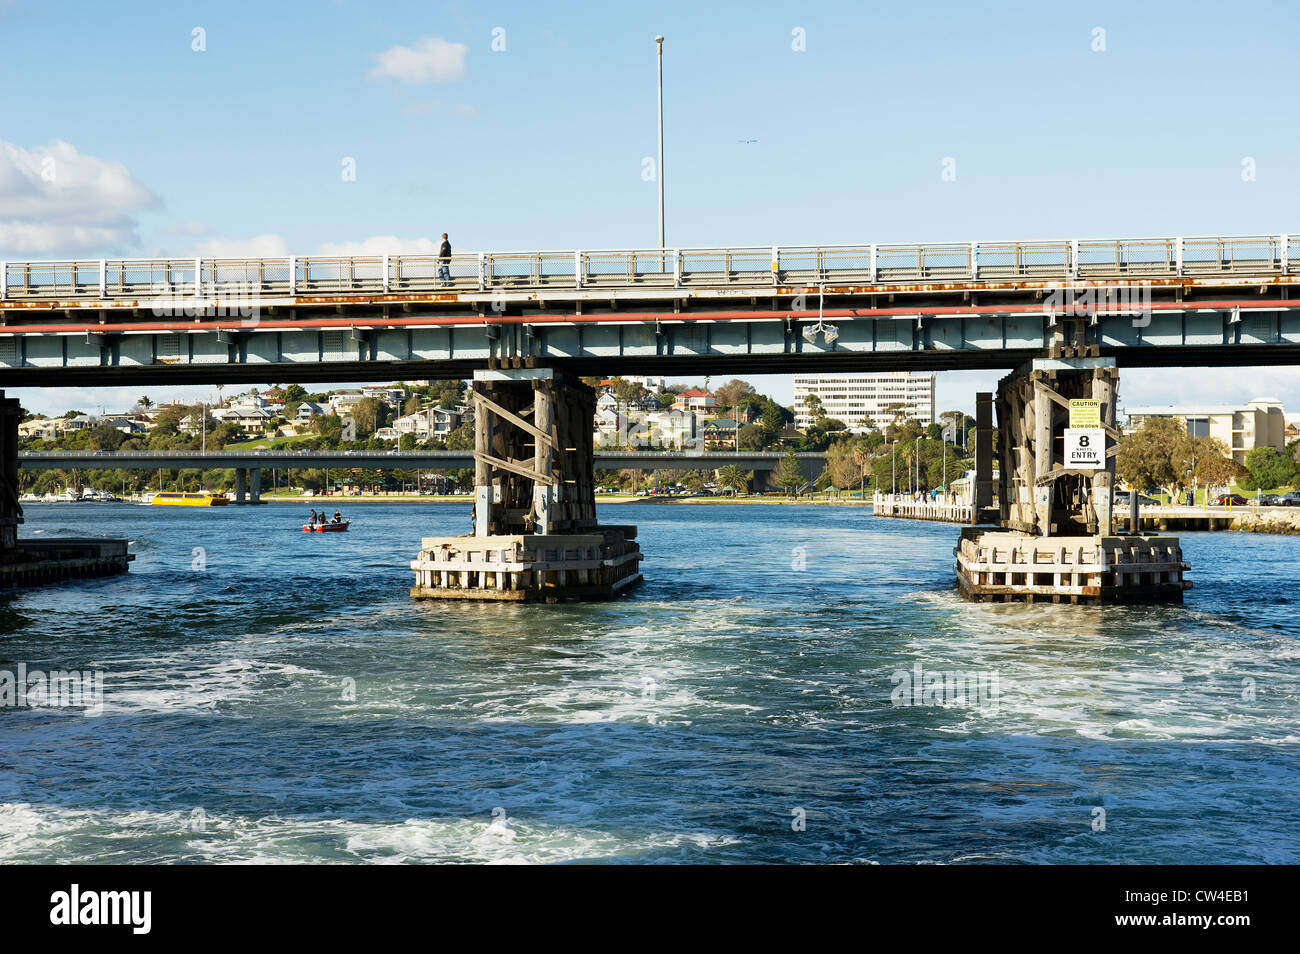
232,467 -> 263,505
1,393 -> 21,550
410,366 -> 642,602
955,329 -> 1190,604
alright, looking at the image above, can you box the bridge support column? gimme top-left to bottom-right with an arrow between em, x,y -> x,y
249,468 -> 262,505
234,468 -> 247,504
411,367 -> 642,602
973,391 -> 994,521
955,353 -> 1189,604
1,392 -> 21,551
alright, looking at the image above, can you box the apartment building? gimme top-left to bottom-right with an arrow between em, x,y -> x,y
792,372 -> 936,432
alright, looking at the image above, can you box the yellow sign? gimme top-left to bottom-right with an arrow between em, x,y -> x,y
1069,399 -> 1101,428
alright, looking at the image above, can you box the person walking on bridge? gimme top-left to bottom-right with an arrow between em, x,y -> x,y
437,233 -> 452,285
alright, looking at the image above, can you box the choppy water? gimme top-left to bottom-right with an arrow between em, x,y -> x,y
1,502 -> 1297,864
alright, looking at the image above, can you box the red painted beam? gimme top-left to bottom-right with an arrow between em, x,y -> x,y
0,299 -> 1297,335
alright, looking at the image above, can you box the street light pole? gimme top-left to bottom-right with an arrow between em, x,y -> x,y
655,35 -> 665,248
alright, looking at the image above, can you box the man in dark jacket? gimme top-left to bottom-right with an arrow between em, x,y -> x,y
437,233 -> 452,285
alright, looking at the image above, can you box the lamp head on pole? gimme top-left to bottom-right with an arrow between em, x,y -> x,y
655,35 -> 664,48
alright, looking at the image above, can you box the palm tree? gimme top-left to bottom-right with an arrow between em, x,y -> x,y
717,464 -> 752,497
137,395 -> 154,410
852,446 -> 869,498
899,443 -> 916,493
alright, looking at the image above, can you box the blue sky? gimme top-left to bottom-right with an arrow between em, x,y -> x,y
2,0 -> 1298,415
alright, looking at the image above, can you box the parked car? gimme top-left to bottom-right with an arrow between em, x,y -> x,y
1114,491 -> 1159,507
1257,493 -> 1284,506
1281,491 -> 1300,506
1209,493 -> 1249,506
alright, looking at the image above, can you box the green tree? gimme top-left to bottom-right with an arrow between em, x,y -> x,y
1116,417 -> 1184,499
737,423 -> 767,450
761,398 -> 789,434
351,397 -> 390,438
84,423 -> 126,451
774,451 -> 804,496
1243,446 -> 1295,492
612,378 -> 650,406
312,413 -> 344,444
714,379 -> 756,411
826,440 -> 865,496
716,464 -> 752,496
445,421 -> 475,450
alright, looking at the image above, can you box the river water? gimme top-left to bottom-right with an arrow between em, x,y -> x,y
1,502 -> 1296,864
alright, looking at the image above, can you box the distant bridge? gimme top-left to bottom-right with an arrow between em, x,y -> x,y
18,448 -> 827,473
0,232 -> 1296,385
18,449 -> 827,504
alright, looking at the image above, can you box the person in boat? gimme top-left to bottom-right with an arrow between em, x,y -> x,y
309,509 -> 317,526
333,510 -> 342,523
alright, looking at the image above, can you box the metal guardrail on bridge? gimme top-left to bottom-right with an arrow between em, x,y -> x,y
2,233 -> 1294,301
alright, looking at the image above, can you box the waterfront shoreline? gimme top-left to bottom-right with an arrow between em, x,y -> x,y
256,494 -> 872,506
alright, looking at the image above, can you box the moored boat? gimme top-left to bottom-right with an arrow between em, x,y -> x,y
151,491 -> 231,507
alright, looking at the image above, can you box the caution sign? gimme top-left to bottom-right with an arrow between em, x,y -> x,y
1064,428 -> 1105,469
1068,399 -> 1101,428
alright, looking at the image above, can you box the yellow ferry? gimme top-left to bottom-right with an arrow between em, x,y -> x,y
150,491 -> 231,507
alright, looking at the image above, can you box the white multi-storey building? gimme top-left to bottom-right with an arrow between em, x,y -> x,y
792,372 -> 935,432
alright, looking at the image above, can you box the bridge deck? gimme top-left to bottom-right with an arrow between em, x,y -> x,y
1,232 -> 1297,385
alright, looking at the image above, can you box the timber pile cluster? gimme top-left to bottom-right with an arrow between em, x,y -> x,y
411,369 -> 642,603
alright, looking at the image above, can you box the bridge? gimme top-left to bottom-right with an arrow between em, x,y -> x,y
0,231 -> 1297,386
17,449 -> 829,503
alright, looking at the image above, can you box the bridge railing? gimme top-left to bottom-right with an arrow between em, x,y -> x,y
1,232 -> 1294,301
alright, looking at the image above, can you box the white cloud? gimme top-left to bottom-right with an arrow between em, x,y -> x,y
369,36 -> 468,84
164,220 -> 211,237
1119,367 -> 1300,412
317,235 -> 440,256
192,233 -> 291,258
0,139 -> 158,256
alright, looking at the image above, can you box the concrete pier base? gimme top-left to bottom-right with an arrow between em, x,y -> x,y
410,526 -> 642,602
955,528 -> 1189,604
0,538 -> 133,590
0,389 -> 134,590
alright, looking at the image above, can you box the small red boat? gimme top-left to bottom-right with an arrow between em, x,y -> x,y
303,521 -> 350,533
